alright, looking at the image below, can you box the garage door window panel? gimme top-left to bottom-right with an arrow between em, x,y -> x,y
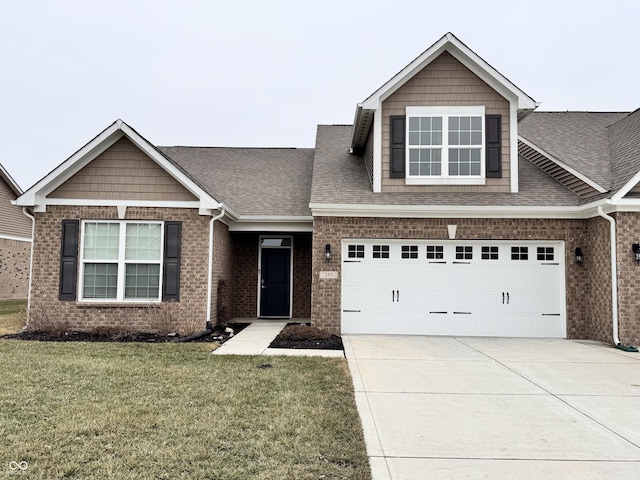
348,245 -> 365,259
537,247 -> 554,261
511,246 -> 529,261
373,245 -> 390,259
481,246 -> 499,260
402,245 -> 418,259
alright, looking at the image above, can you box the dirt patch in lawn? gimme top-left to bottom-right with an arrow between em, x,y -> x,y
269,323 -> 344,351
1,323 -> 249,343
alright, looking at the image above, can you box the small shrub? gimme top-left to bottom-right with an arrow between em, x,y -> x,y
27,307 -> 71,335
277,324 -> 333,341
146,304 -> 177,335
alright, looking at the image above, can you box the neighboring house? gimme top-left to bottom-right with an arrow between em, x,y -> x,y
14,33 -> 640,346
0,162 -> 32,299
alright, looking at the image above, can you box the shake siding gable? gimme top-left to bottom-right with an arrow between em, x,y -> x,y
381,51 -> 511,193
48,137 -> 198,202
0,177 -> 32,239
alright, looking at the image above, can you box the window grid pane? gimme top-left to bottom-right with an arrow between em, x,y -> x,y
83,222 -> 120,260
125,223 -> 162,261
125,264 -> 160,299
83,263 -> 118,299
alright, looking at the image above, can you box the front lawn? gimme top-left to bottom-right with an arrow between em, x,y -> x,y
0,341 -> 370,479
0,298 -> 27,335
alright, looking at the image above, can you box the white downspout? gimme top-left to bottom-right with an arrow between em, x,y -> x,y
597,205 -> 621,346
22,207 -> 36,329
206,208 -> 226,328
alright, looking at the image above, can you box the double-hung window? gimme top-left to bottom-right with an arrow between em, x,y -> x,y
80,221 -> 163,301
406,106 -> 485,185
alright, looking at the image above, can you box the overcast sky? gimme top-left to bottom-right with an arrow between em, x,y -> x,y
2,0 -> 639,190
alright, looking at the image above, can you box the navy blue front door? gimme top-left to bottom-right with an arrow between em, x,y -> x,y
260,248 -> 291,317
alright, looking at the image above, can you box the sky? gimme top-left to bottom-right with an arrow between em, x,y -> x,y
1,0 -> 639,190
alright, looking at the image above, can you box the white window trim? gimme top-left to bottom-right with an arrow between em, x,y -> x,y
405,105 -> 486,185
78,220 -> 164,303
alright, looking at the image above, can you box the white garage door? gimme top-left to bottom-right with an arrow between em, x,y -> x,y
341,240 -> 566,337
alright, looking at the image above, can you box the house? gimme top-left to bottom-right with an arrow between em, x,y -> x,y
14,33 -> 640,346
0,162 -> 32,299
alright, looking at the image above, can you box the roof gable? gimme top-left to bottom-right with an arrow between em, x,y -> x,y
15,120 -> 221,213
351,32 -> 538,150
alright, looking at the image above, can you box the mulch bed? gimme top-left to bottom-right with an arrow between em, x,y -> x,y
268,323 -> 344,350
2,321 -> 344,351
1,323 -> 249,343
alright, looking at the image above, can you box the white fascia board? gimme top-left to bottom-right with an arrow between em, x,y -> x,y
229,216 -> 313,232
0,163 -> 23,195
609,198 -> 640,210
518,136 -> 607,194
45,198 -> 201,208
15,122 -> 124,207
611,170 -> 640,202
0,233 -> 32,242
373,106 -> 382,192
360,33 -> 536,111
510,103 -> 519,193
117,123 -> 221,210
15,119 -> 223,212
350,104 -> 364,150
310,201 -> 612,220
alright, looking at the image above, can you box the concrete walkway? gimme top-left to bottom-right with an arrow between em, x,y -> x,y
211,319 -> 344,357
344,335 -> 640,480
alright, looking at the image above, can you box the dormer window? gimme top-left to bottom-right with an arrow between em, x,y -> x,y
406,106 -> 485,185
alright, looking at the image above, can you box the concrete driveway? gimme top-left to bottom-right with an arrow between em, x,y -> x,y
343,336 -> 640,479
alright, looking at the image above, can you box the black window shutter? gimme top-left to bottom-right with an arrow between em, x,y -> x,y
59,219 -> 79,301
485,115 -> 502,178
163,221 -> 182,302
390,115 -> 406,178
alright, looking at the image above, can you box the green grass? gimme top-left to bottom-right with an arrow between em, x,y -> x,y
0,299 -> 27,335
0,340 -> 370,479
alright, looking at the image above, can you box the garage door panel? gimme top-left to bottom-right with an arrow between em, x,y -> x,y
342,240 -> 566,338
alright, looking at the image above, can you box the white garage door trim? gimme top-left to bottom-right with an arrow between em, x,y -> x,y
341,239 -> 566,338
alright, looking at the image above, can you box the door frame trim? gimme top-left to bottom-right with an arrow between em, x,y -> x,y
257,235 -> 294,318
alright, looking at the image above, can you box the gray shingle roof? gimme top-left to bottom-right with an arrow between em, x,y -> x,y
608,109 -> 640,192
519,112 -> 628,189
311,125 -> 580,207
158,146 -> 314,217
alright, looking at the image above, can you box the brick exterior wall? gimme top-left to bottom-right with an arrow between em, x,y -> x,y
0,238 -> 31,299
585,216 -> 614,344
212,220 -> 234,325
28,206 -> 211,333
614,212 -> 640,345
381,51 -> 511,193
232,233 -> 312,319
311,216 -> 589,335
